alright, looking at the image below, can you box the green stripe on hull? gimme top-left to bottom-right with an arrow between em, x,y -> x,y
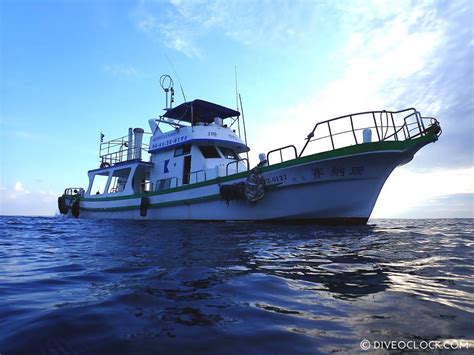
81,193 -> 221,212
80,183 -> 283,212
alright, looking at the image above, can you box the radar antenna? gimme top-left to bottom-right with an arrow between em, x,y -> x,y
160,74 -> 175,110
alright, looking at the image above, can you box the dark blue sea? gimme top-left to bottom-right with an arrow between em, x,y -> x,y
1,217 -> 473,354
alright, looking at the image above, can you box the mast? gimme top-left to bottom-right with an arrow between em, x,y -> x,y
235,66 -> 241,138
239,94 -> 249,165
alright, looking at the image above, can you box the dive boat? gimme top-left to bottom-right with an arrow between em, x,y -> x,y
58,76 -> 441,224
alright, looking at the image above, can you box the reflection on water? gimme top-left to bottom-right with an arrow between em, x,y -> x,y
0,217 -> 473,353
244,229 -> 389,300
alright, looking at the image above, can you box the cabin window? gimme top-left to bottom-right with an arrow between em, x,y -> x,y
198,145 -> 221,158
174,144 -> 191,157
108,168 -> 131,193
218,146 -> 239,160
91,173 -> 109,195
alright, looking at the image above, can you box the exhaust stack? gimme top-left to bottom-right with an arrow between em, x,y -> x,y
133,128 -> 144,160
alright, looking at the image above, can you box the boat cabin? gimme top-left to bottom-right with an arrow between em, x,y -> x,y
84,99 -> 249,198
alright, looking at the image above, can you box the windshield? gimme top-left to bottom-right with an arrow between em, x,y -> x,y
199,145 -> 221,158
218,146 -> 239,159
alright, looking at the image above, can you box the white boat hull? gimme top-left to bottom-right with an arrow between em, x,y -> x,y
64,136 -> 432,224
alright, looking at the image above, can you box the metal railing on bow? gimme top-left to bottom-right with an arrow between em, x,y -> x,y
265,108 -> 441,166
298,108 -> 440,158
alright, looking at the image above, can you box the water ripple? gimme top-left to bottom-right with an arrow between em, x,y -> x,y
0,217 -> 472,353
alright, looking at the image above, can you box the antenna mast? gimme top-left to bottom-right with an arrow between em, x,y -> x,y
239,93 -> 249,165
165,53 -> 187,102
235,66 -> 239,111
235,66 -> 242,138
160,74 -> 174,109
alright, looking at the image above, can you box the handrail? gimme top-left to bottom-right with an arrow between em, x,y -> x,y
266,145 -> 298,165
99,132 -> 151,166
226,158 -> 249,176
100,133 -> 151,155
155,161 -> 251,190
188,169 -> 207,184
64,187 -> 84,197
298,108 -> 440,158
155,177 -> 179,191
99,147 -> 150,167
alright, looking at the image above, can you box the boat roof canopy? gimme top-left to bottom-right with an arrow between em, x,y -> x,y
163,99 -> 240,123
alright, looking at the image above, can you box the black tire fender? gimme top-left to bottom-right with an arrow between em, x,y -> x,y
58,196 -> 69,215
72,200 -> 80,218
140,196 -> 149,217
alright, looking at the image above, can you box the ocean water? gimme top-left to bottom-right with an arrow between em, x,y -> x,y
0,217 -> 473,354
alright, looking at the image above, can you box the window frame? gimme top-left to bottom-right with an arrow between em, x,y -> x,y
174,144 -> 191,157
217,146 -> 239,160
198,145 -> 222,159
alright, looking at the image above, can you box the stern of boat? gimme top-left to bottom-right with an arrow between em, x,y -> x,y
58,188 -> 84,217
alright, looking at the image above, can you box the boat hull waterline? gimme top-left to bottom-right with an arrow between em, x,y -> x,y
62,134 -> 436,224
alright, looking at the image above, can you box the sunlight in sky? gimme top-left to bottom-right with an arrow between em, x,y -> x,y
0,0 -> 472,217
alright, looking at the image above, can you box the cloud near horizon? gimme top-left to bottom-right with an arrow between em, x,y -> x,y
372,167 -> 474,218
0,181 -> 58,216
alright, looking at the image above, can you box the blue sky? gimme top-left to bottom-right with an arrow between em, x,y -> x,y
1,0 -> 473,217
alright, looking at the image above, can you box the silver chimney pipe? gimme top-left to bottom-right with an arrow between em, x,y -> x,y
133,128 -> 144,160
127,128 -> 133,161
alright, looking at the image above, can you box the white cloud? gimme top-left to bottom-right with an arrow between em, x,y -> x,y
132,0 -> 327,57
372,167 -> 474,218
0,128 -> 45,142
136,13 -> 158,33
5,181 -> 30,200
1,182 -> 57,216
14,181 -> 25,193
239,0 -> 447,159
132,2 -> 202,58
103,64 -> 139,78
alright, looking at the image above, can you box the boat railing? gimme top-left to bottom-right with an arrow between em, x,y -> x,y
294,108 -> 440,158
64,187 -> 84,197
226,158 -> 249,176
266,145 -> 298,165
188,170 -> 207,184
99,133 -> 151,167
155,177 -> 180,191
152,160 -> 249,192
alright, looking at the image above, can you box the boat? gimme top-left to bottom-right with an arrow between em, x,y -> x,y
58,75 -> 441,224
